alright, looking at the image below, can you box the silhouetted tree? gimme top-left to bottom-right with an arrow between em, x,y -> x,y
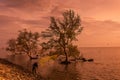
17,29 -> 40,59
41,10 -> 83,63
6,29 -> 40,60
6,39 -> 18,55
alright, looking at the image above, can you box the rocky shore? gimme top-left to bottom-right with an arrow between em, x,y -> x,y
0,58 -> 42,80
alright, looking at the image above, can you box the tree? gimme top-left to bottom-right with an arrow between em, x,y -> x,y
41,10 -> 83,64
6,29 -> 40,60
6,39 -> 18,55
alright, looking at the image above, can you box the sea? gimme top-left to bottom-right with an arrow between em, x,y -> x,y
1,47 -> 120,80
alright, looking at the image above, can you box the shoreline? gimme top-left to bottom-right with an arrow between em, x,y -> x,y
0,58 -> 42,80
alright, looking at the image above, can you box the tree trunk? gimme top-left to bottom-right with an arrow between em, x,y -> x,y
65,51 -> 68,62
63,47 -> 68,63
29,55 -> 32,60
27,52 -> 32,60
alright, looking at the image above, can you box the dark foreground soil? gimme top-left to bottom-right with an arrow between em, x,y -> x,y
0,58 -> 42,80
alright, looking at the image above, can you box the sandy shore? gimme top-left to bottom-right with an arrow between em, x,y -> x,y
0,58 -> 42,80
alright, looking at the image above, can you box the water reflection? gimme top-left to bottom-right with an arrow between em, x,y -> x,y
5,47 -> 120,80
43,62 -> 81,80
7,54 -> 83,80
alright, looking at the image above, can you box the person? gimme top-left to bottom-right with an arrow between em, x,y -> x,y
32,62 -> 38,74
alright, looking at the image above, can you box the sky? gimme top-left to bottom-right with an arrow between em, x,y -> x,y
1,0 -> 120,47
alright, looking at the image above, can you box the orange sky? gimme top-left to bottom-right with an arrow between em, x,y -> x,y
1,0 -> 120,47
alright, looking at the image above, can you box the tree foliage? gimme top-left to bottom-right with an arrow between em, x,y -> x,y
6,29 -> 40,59
6,39 -> 18,54
41,10 -> 83,63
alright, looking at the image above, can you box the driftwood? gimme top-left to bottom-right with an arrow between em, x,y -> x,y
30,55 -> 38,60
71,57 -> 94,62
79,58 -> 94,62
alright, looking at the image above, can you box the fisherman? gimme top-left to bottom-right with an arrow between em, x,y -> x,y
32,62 -> 38,74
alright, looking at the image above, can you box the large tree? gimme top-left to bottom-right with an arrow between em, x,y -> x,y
6,29 -> 40,60
41,10 -> 83,63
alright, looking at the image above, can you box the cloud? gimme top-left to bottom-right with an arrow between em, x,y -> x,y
51,0 -> 120,22
1,0 -> 120,21
0,15 -> 21,25
0,0 -> 52,11
79,19 -> 120,47
1,0 -> 120,47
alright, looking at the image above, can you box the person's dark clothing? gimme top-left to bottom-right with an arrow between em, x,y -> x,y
32,62 -> 38,73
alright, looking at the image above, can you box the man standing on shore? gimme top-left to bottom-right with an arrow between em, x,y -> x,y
32,62 -> 38,74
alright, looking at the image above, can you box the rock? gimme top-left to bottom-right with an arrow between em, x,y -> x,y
81,58 -> 87,62
87,59 -> 94,62
60,61 -> 71,64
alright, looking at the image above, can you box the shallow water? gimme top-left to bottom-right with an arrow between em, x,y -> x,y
3,47 -> 120,80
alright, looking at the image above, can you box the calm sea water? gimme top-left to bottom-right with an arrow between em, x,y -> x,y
2,47 -> 120,80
